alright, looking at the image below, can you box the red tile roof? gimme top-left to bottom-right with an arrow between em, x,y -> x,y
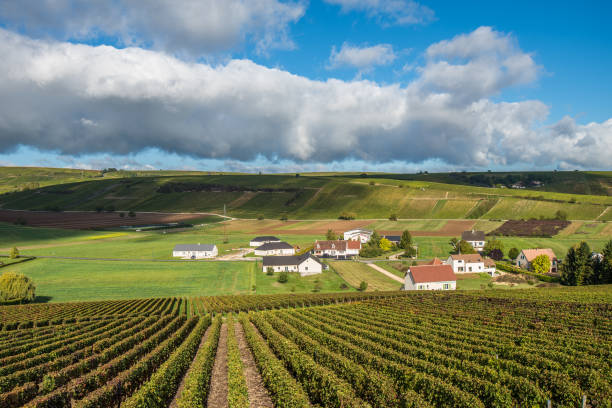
409,265 -> 456,283
449,254 -> 483,262
521,248 -> 556,262
425,257 -> 443,265
314,240 -> 360,251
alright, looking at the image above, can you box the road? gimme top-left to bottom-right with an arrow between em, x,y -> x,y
364,262 -> 404,283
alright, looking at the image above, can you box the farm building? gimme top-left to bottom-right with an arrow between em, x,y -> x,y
313,240 -> 361,259
254,241 -> 295,256
404,264 -> 456,291
262,254 -> 324,276
461,230 -> 486,251
425,257 -> 444,265
445,254 -> 496,275
383,235 -> 401,245
343,229 -> 372,243
172,244 -> 218,259
250,236 -> 282,247
517,248 -> 558,273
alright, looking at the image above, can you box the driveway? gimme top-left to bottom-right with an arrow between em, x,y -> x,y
365,263 -> 404,283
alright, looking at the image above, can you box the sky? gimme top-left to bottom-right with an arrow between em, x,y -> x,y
0,0 -> 610,173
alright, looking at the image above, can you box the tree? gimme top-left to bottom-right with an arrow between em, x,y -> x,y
457,240 -> 475,254
128,211 -> 136,218
338,211 -> 356,220
599,240 -> 612,284
555,210 -> 568,221
561,246 -> 578,286
483,239 -> 504,256
119,212 -> 125,218
326,229 -> 337,240
277,272 -> 288,283
531,254 -> 551,275
403,246 -> 417,258
508,247 -> 520,261
257,214 -> 264,220
379,238 -> 392,252
399,230 -> 412,249
9,247 -> 19,259
489,248 -> 504,261
0,272 -> 36,303
389,213 -> 398,221
359,281 -> 368,291
449,237 -> 459,252
575,241 -> 594,285
369,230 -> 381,248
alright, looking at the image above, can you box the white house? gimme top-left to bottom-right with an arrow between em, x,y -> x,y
343,229 -> 372,243
173,244 -> 218,259
249,236 -> 281,247
517,248 -> 558,273
262,254 -> 323,276
445,254 -> 496,275
461,230 -> 486,251
404,264 -> 456,291
312,240 -> 361,259
254,241 -> 295,256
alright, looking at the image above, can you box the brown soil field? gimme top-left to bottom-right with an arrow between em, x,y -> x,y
490,219 -> 571,237
0,210 -> 210,229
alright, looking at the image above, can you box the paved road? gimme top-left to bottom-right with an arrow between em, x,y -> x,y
365,263 -> 404,283
1,255 -> 260,262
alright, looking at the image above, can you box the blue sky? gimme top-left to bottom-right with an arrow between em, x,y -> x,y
0,0 -> 610,172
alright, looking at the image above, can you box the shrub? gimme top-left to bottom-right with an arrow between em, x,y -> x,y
128,211 -> 136,218
508,247 -> 520,261
9,246 -> 19,259
257,214 -> 264,220
359,281 -> 368,291
389,213 -> 398,221
531,254 -> 551,275
0,271 -> 35,303
266,267 -> 274,276
338,211 -> 356,220
278,272 -> 289,283
489,249 -> 504,261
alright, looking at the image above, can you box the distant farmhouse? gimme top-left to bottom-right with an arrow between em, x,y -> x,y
404,264 -> 456,291
313,240 -> 360,259
446,254 -> 496,276
262,254 -> 324,276
254,241 -> 295,256
173,244 -> 218,259
461,230 -> 486,251
517,248 -> 558,273
250,236 -> 281,247
343,229 -> 372,243
382,235 -> 401,246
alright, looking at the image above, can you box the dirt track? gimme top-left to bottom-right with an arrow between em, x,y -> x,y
0,210 -> 212,229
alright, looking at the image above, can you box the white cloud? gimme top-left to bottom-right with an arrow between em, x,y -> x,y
324,0 -> 435,26
0,0 -> 305,56
328,43 -> 396,71
0,27 -> 610,169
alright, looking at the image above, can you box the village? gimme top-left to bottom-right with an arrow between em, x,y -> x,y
171,228 -> 563,291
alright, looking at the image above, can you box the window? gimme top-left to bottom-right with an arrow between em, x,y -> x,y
304,266 -> 308,271
443,283 -> 450,290
458,267 -> 464,272
468,267 -> 472,272
418,285 -> 424,290
285,266 -> 289,271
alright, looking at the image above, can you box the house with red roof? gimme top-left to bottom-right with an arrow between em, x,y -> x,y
445,253 -> 496,276
313,240 -> 361,259
404,264 -> 456,291
517,248 -> 558,273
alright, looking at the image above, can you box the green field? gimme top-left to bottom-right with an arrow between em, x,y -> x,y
1,169 -> 611,220
328,261 -> 402,291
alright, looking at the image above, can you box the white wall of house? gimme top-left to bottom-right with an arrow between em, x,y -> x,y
262,264 -> 299,273
404,275 -> 456,291
445,256 -> 488,273
173,248 -> 218,259
466,240 -> 485,250
297,257 -> 323,276
254,248 -> 295,256
343,231 -> 371,243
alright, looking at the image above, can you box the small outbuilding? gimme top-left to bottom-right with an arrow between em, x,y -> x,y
254,241 -> 295,256
250,236 -> 282,247
173,244 -> 218,259
404,264 -> 456,291
262,253 -> 324,276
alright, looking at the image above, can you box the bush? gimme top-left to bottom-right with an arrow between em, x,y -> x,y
14,217 -> 27,226
0,272 -> 36,303
389,213 -> 398,221
338,211 -> 356,220
9,246 -> 19,259
489,249 -> 504,261
278,272 -> 289,283
119,212 -> 125,218
257,214 -> 264,220
531,254 -> 551,275
280,214 -> 288,221
128,210 -> 136,218
508,247 -> 520,261
359,281 -> 368,291
266,267 -> 274,276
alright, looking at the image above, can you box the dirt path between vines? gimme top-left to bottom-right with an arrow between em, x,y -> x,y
207,323 -> 229,408
235,322 -> 274,408
169,323 -> 214,408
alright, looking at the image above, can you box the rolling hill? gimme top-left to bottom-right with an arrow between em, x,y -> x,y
0,168 -> 611,220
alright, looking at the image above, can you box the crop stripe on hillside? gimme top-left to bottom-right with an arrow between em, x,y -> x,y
227,315 -> 249,408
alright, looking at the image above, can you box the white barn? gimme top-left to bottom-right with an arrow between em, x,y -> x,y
343,229 -> 372,243
262,254 -> 323,276
404,264 -> 456,291
254,241 -> 295,256
249,236 -> 282,247
173,244 -> 218,259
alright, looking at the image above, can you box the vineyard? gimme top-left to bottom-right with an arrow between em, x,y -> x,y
0,287 -> 610,407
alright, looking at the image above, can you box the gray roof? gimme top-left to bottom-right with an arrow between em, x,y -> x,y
383,235 -> 401,242
173,244 -> 216,252
256,241 -> 294,251
263,253 -> 322,267
251,236 -> 281,242
461,230 -> 485,241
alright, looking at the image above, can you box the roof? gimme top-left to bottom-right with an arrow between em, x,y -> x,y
251,236 -> 280,242
462,230 -> 485,241
449,254 -> 483,263
255,241 -> 294,251
173,244 -> 216,252
425,257 -> 443,265
409,265 -> 456,284
344,229 -> 372,235
262,253 -> 322,267
521,248 -> 556,262
484,258 -> 496,267
314,240 -> 360,251
383,235 -> 401,242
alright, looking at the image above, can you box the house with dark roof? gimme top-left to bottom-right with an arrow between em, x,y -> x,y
461,230 -> 486,251
262,253 -> 324,276
517,248 -> 558,273
383,235 -> 401,245
172,244 -> 218,259
313,240 -> 361,259
254,241 -> 295,256
249,236 -> 281,247
404,264 -> 456,291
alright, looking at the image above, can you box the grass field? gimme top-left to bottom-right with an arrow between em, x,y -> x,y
328,261 -> 403,291
6,258 -> 353,302
1,169 -> 611,220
